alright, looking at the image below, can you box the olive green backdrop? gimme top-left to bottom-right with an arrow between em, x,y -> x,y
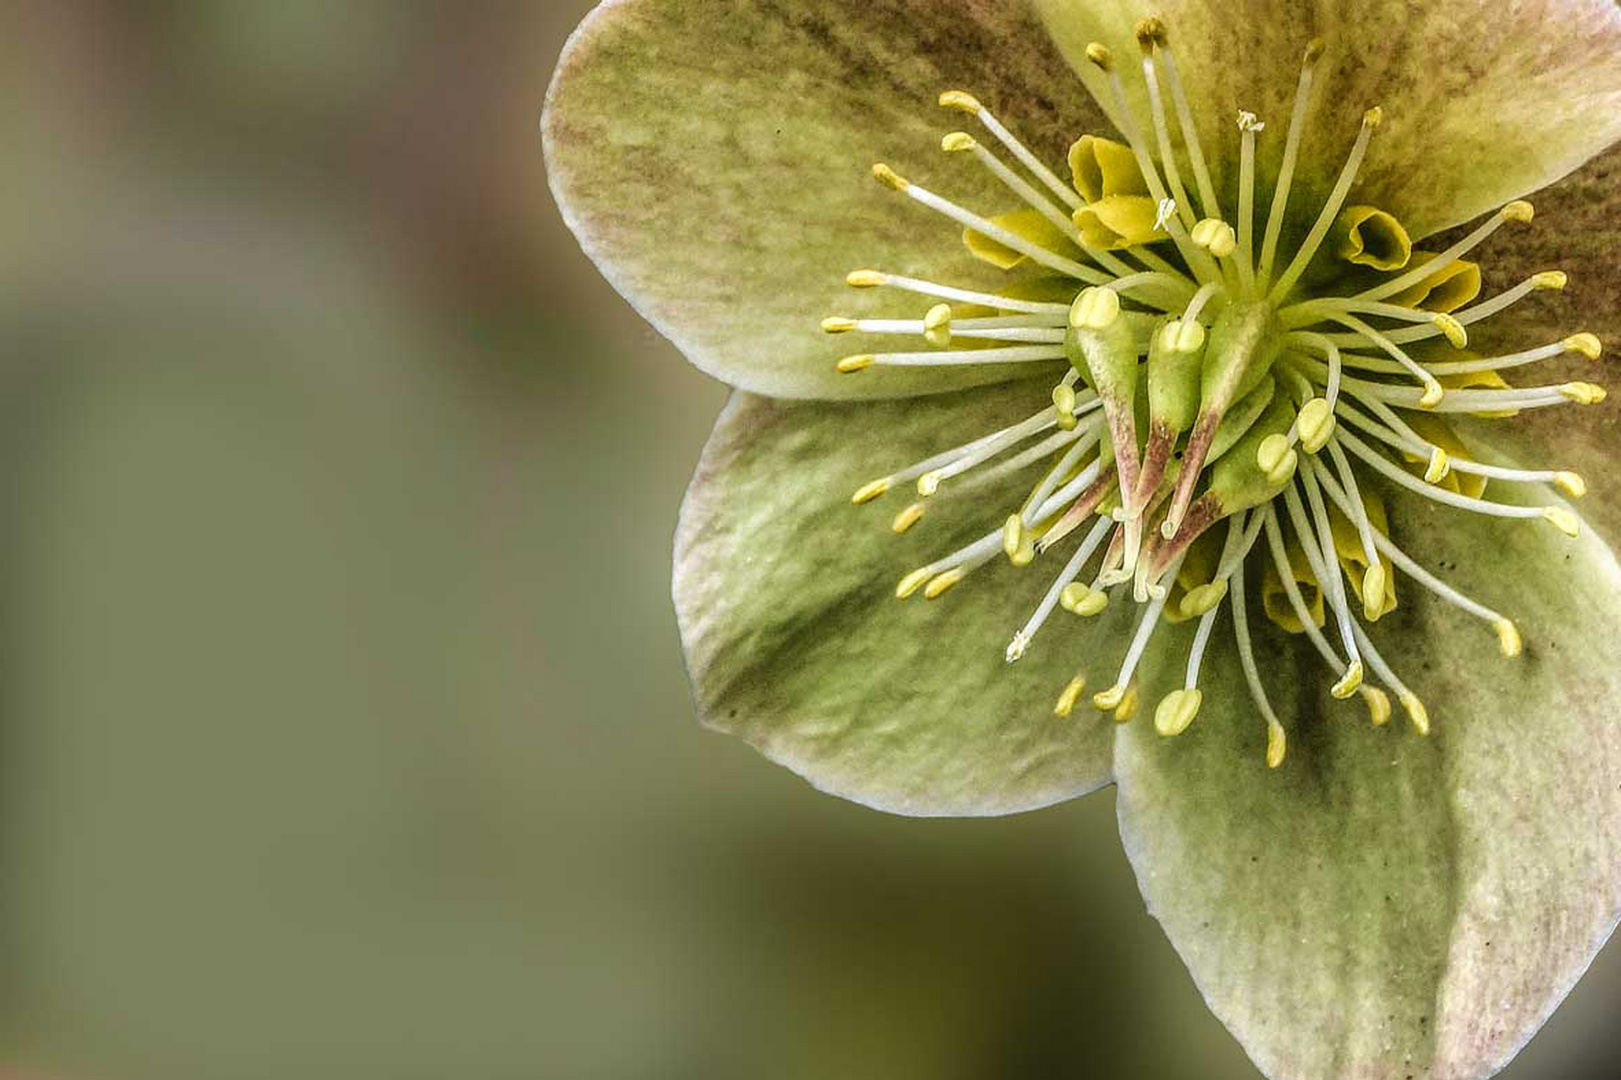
0,3 -> 1612,1078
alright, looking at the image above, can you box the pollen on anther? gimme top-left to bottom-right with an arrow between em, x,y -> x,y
1566,333 -> 1602,360
939,90 -> 983,113
1361,687 -> 1392,727
1085,42 -> 1114,71
852,478 -> 890,504
941,131 -> 977,153
1400,692 -> 1431,735
1533,270 -> 1568,291
892,503 -> 926,534
1494,619 -> 1523,659
837,354 -> 875,373
1555,471 -> 1588,498
846,270 -> 886,288
1502,200 -> 1535,223
871,163 -> 909,191
1054,675 -> 1087,718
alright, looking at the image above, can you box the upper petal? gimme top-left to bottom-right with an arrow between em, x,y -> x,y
1034,0 -> 1621,240
1111,477 -> 1621,1079
543,0 -> 1107,400
675,381 -> 1124,816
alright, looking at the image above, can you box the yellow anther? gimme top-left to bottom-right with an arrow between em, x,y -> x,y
1054,675 -> 1088,718
1160,319 -> 1207,354
1134,16 -> 1167,49
1421,446 -> 1450,484
1502,200 -> 1534,223
923,303 -> 953,348
1266,721 -> 1287,769
822,316 -> 857,334
923,568 -> 965,599
837,354 -> 875,373
1303,37 -> 1326,64
1114,685 -> 1140,723
1093,684 -> 1127,712
1296,397 -> 1336,454
891,503 -> 925,534
1052,382 -> 1077,413
1002,514 -> 1024,559
1010,539 -> 1036,568
1555,471 -> 1588,498
1154,689 -> 1203,737
1190,217 -> 1237,257
1061,582 -> 1109,617
917,469 -> 944,497
1533,270 -> 1568,291
1566,333 -> 1603,360
941,131 -> 977,154
1494,618 -> 1523,659
871,163 -> 909,191
1432,313 -> 1468,349
1179,580 -> 1228,619
1416,378 -> 1444,409
1256,434 -> 1298,485
1400,691 -> 1430,735
1070,285 -> 1122,330
1362,106 -> 1383,128
1085,42 -> 1114,71
896,567 -> 932,599
1331,659 -> 1365,699
1361,687 -> 1392,727
1560,382 -> 1607,405
938,90 -> 983,114
1542,505 -> 1580,538
852,478 -> 890,504
1361,564 -> 1388,623
846,270 -> 886,288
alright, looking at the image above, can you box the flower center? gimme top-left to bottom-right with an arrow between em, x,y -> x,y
826,17 -> 1605,766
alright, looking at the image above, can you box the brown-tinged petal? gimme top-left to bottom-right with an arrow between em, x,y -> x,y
1034,0 -> 1621,240
544,0 -> 1108,400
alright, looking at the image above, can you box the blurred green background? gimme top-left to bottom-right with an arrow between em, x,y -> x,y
0,3 -> 1614,1078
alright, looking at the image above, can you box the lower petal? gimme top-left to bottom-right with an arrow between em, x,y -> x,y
676,382 -> 1126,816
1112,476 -> 1621,1079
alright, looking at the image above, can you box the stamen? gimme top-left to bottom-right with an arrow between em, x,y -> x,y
843,344 -> 1067,371
1085,43 -> 1220,283
939,91 -> 1083,211
1263,506 -> 1350,673
1136,23 -> 1198,232
1230,560 -> 1289,768
1348,620 -> 1429,734
1094,553 -> 1184,710
1256,40 -> 1324,288
1285,473 -> 1364,697
1312,462 -> 1523,656
1325,271 -> 1569,347
1321,441 -> 1386,620
1356,201 -> 1534,304
1317,314 -> 1445,407
1335,428 -> 1578,535
1007,515 -> 1115,663
1053,674 -> 1089,718
940,130 -> 1149,282
1269,107 -> 1382,303
845,271 -> 1071,316
870,164 -> 1108,283
1329,396 -> 1584,492
896,531 -> 1004,599
1153,33 -> 1222,221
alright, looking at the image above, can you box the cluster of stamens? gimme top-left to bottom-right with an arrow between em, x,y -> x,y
828,18 -> 1605,766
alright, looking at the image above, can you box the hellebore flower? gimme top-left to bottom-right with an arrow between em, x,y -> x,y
544,2 -> 1621,1076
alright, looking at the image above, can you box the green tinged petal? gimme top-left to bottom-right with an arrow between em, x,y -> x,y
674,381 -> 1131,816
544,0 -> 1107,401
1034,0 -> 1621,240
1113,477 -> 1621,1079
